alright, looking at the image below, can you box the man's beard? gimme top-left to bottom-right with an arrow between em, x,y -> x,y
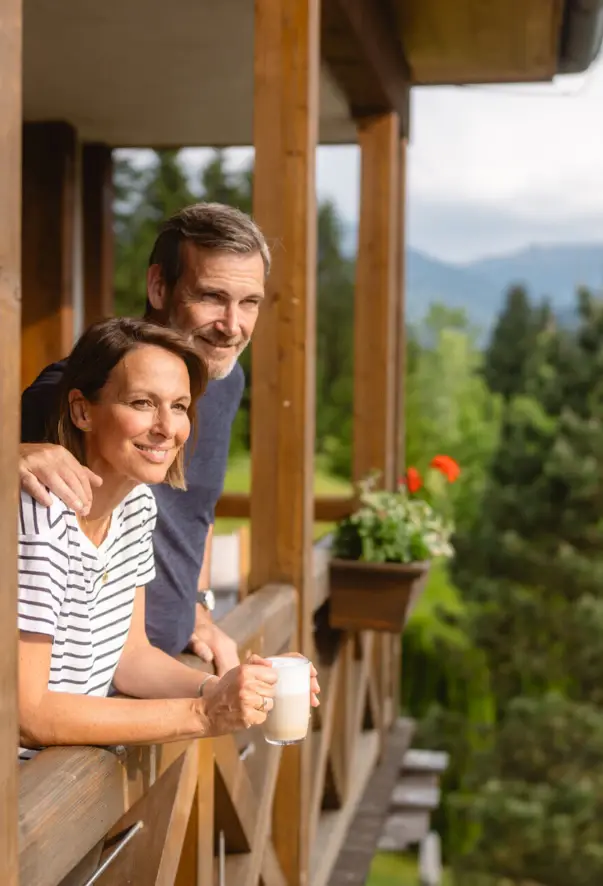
193,331 -> 249,380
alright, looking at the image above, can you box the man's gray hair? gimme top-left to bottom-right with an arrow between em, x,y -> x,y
149,202 -> 271,289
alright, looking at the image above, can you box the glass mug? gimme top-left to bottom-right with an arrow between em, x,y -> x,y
263,655 -> 311,746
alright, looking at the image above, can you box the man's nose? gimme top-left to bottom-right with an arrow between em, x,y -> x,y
215,303 -> 240,337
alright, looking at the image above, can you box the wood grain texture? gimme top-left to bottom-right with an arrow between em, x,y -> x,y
393,138 -> 407,483
21,121 -> 76,389
0,2 -> 22,883
321,0 -> 410,130
19,746 -> 126,886
82,143 -> 114,326
353,112 -> 400,491
252,1 -> 320,882
397,0 -> 562,84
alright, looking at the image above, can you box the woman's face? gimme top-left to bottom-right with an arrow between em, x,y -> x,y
75,344 -> 192,485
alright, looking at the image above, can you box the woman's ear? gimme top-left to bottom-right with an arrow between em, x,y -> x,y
69,390 -> 91,431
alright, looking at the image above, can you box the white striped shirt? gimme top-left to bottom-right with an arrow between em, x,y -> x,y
18,485 -> 157,759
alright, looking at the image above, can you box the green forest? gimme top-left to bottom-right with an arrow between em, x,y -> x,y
115,149 -> 603,886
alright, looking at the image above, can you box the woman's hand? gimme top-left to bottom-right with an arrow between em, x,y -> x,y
201,656 -> 277,735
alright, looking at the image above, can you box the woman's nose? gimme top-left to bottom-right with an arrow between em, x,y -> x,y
152,406 -> 175,437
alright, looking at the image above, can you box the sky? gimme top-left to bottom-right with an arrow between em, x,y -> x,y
177,54 -> 603,266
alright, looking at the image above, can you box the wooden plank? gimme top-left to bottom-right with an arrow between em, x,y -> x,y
216,583 -> 296,661
0,3 -> 22,883
21,121 -> 76,389
82,143 -> 114,326
399,0 -> 561,85
175,739 -> 215,886
321,0 -> 410,131
353,112 -> 400,490
92,753 -> 189,886
326,719 -> 415,886
393,138 -> 407,483
155,745 -> 199,885
215,493 -> 355,524
252,0 -> 320,883
310,731 -> 380,886
19,747 -> 126,886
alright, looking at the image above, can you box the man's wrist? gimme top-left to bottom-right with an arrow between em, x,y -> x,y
197,589 -> 216,614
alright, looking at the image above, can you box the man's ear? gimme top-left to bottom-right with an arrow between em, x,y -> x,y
147,264 -> 168,312
69,390 -> 91,432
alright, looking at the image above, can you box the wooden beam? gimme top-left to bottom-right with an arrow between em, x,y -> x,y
216,492 -> 355,523
0,2 -> 22,883
21,121 -> 77,389
252,0 -> 319,883
321,0 -> 410,134
393,138 -> 408,483
353,112 -> 400,489
82,143 -> 114,326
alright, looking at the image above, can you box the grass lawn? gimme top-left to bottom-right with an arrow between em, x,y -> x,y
367,852 -> 452,886
215,453 -> 351,537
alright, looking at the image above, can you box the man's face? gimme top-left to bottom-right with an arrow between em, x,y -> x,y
148,242 -> 265,379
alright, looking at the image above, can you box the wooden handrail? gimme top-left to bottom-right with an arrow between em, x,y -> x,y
18,583 -> 296,886
216,492 -> 356,523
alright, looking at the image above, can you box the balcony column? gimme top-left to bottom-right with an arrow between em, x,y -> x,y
251,0 -> 320,882
83,143 -> 114,326
21,121 -> 77,388
0,0 -> 22,882
353,112 -> 401,490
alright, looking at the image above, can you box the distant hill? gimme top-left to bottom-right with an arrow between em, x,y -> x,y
340,223 -> 603,338
407,243 -> 603,336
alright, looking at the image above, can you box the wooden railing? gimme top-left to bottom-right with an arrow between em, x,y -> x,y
215,493 -> 357,524
18,542 -> 403,886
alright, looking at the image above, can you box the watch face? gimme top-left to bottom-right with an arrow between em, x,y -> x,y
201,589 -> 216,611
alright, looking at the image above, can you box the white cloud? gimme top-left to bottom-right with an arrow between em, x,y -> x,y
151,55 -> 603,263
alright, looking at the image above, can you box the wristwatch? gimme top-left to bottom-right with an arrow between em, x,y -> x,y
197,589 -> 216,612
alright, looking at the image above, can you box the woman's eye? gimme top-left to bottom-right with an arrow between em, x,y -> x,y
172,403 -> 188,413
132,399 -> 153,409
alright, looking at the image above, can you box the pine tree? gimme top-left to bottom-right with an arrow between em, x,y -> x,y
482,285 -> 540,400
452,290 -> 603,885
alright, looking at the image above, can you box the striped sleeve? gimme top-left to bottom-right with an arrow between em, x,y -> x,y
17,493 -> 69,637
135,489 -> 157,587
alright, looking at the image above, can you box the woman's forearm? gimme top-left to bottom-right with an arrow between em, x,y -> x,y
112,644 -> 217,700
20,692 -> 210,750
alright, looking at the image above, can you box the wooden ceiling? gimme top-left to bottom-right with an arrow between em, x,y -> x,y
397,0 -> 563,85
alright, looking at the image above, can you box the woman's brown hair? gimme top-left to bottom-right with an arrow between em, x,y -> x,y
51,318 -> 207,490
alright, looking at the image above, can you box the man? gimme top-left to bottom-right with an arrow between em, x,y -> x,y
19,202 -> 270,676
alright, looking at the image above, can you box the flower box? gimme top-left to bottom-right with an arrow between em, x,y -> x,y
329,558 -> 430,633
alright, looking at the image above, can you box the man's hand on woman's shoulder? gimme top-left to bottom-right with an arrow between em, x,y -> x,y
19,442 -> 103,516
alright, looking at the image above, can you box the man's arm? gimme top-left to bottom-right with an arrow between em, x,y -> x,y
20,362 -> 102,515
188,524 -> 240,677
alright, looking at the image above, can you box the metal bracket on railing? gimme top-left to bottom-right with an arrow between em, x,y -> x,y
82,821 -> 144,886
219,830 -> 226,886
239,741 -> 256,762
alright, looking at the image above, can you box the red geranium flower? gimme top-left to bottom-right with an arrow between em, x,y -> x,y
430,455 -> 461,483
404,466 -> 423,494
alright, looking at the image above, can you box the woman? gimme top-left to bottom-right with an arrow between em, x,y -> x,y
17,318 -> 308,759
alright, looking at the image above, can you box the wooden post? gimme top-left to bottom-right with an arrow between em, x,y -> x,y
393,138 -> 407,483
251,0 -> 319,882
353,112 -> 400,490
83,143 -> 114,326
0,0 -> 22,883
21,121 -> 77,389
